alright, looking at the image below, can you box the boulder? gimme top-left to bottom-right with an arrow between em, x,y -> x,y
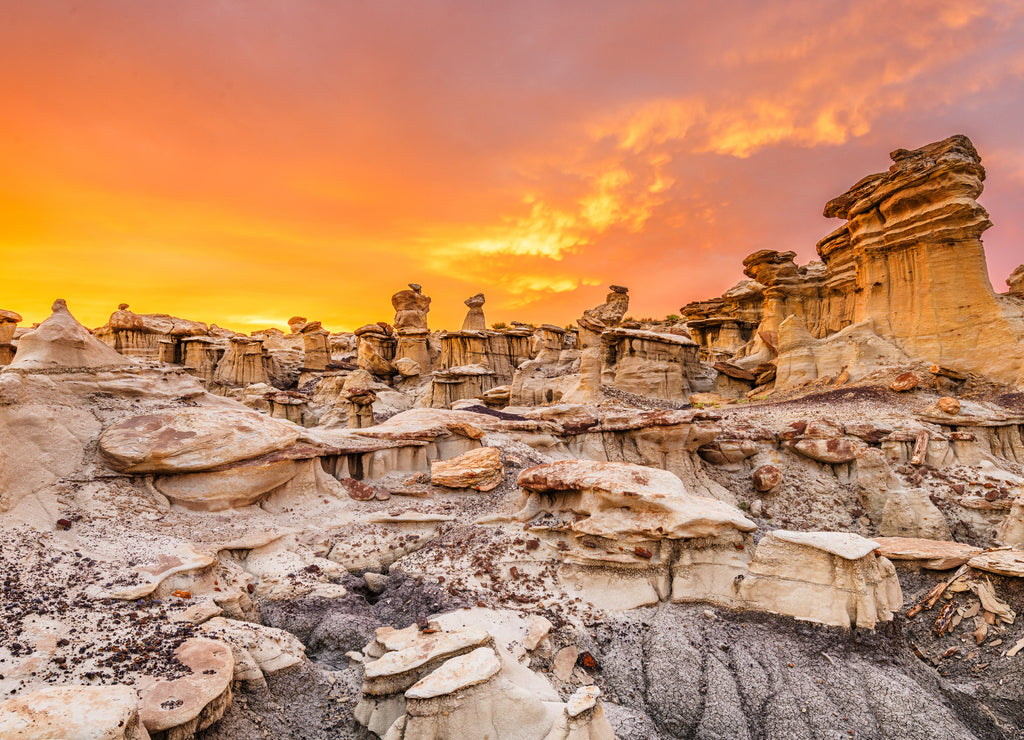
752,464 -> 782,492
938,396 -> 961,415
890,372 -> 920,392
430,446 -> 504,491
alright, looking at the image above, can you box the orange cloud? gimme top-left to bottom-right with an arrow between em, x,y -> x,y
1,1 -> 1023,334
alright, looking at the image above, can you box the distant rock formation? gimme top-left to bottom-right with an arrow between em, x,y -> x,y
8,299 -> 134,371
94,303 -> 208,362
392,284 -> 432,371
461,293 -> 486,331
683,134 -> 1024,388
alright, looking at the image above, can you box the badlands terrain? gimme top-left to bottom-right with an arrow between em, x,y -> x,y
2,134 -> 1024,739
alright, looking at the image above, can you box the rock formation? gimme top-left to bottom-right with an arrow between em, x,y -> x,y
5,133 -> 1024,740
684,134 -> 1024,389
461,292 -> 487,331
213,335 -> 270,387
0,308 -> 21,365
300,320 -> 330,371
95,303 -> 209,362
392,284 -> 432,371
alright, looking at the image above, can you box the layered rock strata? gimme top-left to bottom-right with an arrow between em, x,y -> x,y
683,134 -> 1024,388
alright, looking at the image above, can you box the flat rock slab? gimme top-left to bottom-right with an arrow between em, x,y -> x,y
100,407 -> 299,473
518,460 -> 686,498
773,530 -> 879,560
405,647 -> 500,699
0,685 -> 147,740
968,550 -> 1024,577
873,537 -> 982,570
364,629 -> 490,679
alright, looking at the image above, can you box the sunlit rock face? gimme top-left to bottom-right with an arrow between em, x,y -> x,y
820,134 -> 1024,386
94,303 -> 209,362
682,134 -> 1024,388
0,308 -> 22,365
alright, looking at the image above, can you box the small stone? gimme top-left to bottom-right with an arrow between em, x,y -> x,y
552,646 -> 578,682
752,465 -> 782,492
364,572 -> 388,593
890,372 -> 920,392
938,397 -> 961,415
524,616 -> 553,651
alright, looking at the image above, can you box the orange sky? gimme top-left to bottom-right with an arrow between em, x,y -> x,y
3,1 -> 1023,333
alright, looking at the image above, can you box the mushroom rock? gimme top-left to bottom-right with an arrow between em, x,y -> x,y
462,292 -> 487,331
516,460 -> 755,541
0,308 -> 21,365
582,285 -> 629,328
6,299 -> 135,371
684,135 -> 1024,386
138,638 -> 234,739
516,460 -> 755,610
392,284 -> 431,334
0,685 -> 149,740
287,315 -> 308,333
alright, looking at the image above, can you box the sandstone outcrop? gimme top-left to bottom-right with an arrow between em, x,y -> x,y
8,299 -> 134,370
213,336 -> 269,387
392,284 -> 432,371
682,134 -> 1024,388
1009,264 -> 1024,297
0,308 -> 20,365
95,303 -> 209,362
462,292 -> 487,331
0,685 -> 150,740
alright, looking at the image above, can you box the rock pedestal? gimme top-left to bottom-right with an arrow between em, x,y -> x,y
392,284 -> 432,371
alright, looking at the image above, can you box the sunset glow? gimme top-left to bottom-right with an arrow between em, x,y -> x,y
3,0 -> 1023,332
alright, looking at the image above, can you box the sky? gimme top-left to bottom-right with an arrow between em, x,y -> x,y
3,0 -> 1023,333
